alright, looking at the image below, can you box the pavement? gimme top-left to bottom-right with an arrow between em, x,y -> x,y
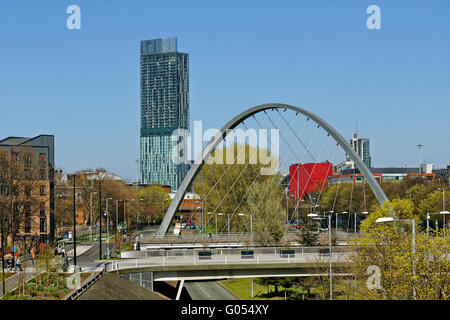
0,271 -> 35,297
184,281 -> 237,300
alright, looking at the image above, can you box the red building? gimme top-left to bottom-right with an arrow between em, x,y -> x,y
289,162 -> 333,199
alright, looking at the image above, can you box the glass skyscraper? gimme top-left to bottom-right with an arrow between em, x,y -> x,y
140,37 -> 189,190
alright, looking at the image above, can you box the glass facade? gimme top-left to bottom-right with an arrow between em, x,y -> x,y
350,133 -> 371,168
140,38 -> 189,190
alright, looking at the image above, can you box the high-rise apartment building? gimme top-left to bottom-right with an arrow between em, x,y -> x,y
350,133 -> 371,168
140,37 -> 189,190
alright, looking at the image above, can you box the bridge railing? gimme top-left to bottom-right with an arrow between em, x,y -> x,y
109,248 -> 351,271
119,246 -> 353,260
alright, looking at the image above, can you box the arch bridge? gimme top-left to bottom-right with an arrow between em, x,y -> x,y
157,103 -> 389,238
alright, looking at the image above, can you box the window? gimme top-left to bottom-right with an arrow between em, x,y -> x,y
39,153 -> 46,166
40,217 -> 46,233
40,202 -> 46,217
40,185 -> 46,196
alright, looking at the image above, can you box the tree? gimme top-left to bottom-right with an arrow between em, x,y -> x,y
349,199 -> 450,300
0,147 -> 43,248
138,185 -> 170,223
297,220 -> 319,246
247,179 -> 285,246
192,144 -> 279,235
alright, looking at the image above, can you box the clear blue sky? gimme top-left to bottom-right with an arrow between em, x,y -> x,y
0,0 -> 449,181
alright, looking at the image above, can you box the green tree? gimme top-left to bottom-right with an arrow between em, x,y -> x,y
349,199 -> 450,300
138,185 -> 170,223
297,220 -> 319,246
247,179 -> 285,246
192,144 -> 279,234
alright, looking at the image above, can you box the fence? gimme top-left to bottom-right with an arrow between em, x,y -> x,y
64,266 -> 106,300
119,246 -> 352,260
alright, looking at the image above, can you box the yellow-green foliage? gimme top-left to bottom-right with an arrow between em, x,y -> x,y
350,199 -> 450,300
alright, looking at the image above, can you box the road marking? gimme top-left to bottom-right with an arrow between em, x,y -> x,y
196,282 -> 211,299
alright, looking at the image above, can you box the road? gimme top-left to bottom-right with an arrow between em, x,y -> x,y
184,281 -> 237,300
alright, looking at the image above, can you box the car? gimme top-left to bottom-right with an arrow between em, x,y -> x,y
190,224 -> 196,229
186,221 -> 191,225
295,225 -> 302,229
181,222 -> 187,229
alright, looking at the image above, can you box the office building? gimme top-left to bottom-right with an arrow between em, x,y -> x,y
350,133 -> 371,168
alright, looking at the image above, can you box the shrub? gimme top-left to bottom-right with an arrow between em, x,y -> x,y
25,284 -> 35,291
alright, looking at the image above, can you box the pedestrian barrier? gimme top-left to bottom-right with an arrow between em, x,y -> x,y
240,250 -> 254,259
64,265 -> 106,300
198,251 -> 212,260
280,249 -> 295,258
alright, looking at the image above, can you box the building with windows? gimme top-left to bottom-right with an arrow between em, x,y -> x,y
328,167 -> 435,185
433,165 -> 450,185
140,37 -> 189,190
350,133 -> 371,168
0,135 -> 55,244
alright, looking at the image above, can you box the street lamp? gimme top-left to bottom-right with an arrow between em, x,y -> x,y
354,211 -> 369,234
89,192 -> 97,241
438,188 -> 449,237
105,197 -> 112,259
307,213 -> 333,299
131,199 -> 144,230
67,174 -> 78,267
341,211 -> 348,234
207,212 -> 217,238
375,217 -> 416,300
238,213 -> 253,245
218,213 -> 230,248
1,215 -> 6,295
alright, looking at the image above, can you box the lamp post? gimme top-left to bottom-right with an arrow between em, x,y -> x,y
1,215 -> 5,295
131,199 -> 144,230
354,211 -> 369,234
98,181 -> 102,260
328,214 -> 332,300
115,199 -> 121,252
307,213 -> 332,299
105,197 -> 112,259
238,213 -> 253,245
207,212 -> 217,238
342,211 -> 348,233
285,187 -> 289,225
218,213 -> 230,248
376,217 -> 416,300
68,174 -> 77,267
89,191 -> 97,241
438,188 -> 449,237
